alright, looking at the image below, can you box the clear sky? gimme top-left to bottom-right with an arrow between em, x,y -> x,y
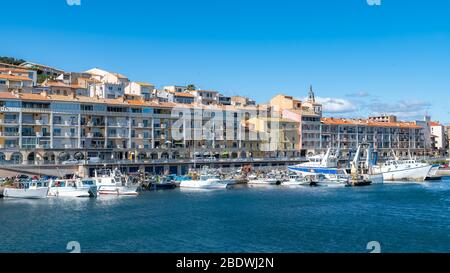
1,0 -> 449,123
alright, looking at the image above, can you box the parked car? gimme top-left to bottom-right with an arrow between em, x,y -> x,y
62,159 -> 79,165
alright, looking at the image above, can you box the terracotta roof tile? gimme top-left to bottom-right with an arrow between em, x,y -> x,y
321,117 -> 422,129
0,74 -> 33,81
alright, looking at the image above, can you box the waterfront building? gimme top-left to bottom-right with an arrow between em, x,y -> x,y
270,86 -> 322,156
0,91 -> 296,176
245,116 -> 300,158
320,118 -> 425,158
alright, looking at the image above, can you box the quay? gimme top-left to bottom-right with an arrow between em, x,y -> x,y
0,157 -> 307,178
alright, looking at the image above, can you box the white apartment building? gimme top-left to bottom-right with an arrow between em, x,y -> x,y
125,82 -> 155,100
430,121 -> 446,152
190,90 -> 220,105
85,68 -> 129,99
163,85 -> 188,93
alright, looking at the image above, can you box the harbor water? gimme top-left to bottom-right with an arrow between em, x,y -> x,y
1,179 -> 450,253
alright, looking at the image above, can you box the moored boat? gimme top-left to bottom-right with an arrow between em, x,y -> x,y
3,180 -> 49,199
94,168 -> 139,196
179,174 -> 228,189
288,148 -> 350,184
372,159 -> 433,182
48,179 -> 96,198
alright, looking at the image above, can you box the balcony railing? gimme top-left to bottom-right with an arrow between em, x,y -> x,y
1,132 -> 19,137
3,119 -> 18,124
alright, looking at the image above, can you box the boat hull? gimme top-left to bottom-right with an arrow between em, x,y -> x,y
48,188 -> 92,198
97,186 -> 139,196
3,188 -> 49,199
179,181 -> 228,189
247,180 -> 281,186
379,165 -> 433,182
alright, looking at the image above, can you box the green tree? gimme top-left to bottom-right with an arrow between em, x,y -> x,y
0,56 -> 26,65
187,84 -> 196,91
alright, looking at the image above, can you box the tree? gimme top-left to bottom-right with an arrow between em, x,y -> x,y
187,84 -> 196,91
0,56 -> 26,65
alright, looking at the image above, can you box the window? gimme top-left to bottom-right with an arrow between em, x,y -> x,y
0,80 -> 6,84
81,104 -> 94,111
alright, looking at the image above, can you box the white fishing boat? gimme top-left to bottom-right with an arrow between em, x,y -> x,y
288,148 -> 349,184
179,174 -> 228,189
281,173 -> 312,186
94,168 -> 139,196
48,179 -> 97,198
3,180 -> 49,199
371,152 -> 433,182
247,173 -> 283,186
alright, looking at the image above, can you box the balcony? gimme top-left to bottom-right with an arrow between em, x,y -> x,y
3,119 -> 18,125
117,144 -> 123,149
1,132 -> 19,137
35,120 -> 48,125
65,132 -> 76,138
137,134 -> 144,139
86,133 -> 93,138
64,120 -> 77,126
36,132 -> 42,138
110,134 -> 126,138
137,123 -> 144,128
0,144 -> 3,149
138,145 -> 145,149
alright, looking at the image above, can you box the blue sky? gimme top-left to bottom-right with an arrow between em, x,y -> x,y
1,0 -> 449,122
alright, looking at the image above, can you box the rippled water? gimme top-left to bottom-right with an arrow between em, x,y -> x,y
1,179 -> 450,253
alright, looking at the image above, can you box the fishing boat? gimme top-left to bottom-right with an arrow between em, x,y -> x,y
48,179 -> 97,198
282,171 -> 337,186
94,168 -> 139,196
2,180 -> 49,199
179,174 -> 228,189
247,173 -> 283,186
288,148 -> 349,184
371,152 -> 433,182
147,175 -> 177,191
